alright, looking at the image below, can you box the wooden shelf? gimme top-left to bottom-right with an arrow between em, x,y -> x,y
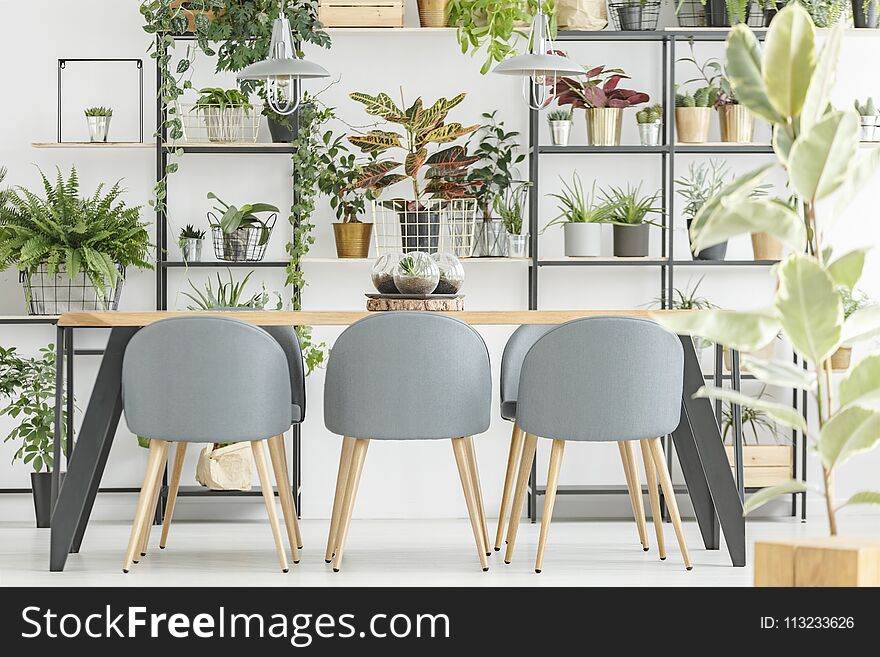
31,142 -> 151,149
538,256 -> 668,267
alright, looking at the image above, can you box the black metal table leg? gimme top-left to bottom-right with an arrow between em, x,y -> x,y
65,328 -> 74,461
674,335 -> 746,567
50,327 -> 139,570
51,327 -> 65,509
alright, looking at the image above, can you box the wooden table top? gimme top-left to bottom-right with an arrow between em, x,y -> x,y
57,309 -> 680,327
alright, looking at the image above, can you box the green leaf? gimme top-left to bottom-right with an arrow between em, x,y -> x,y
652,309 -> 780,352
689,164 -> 773,235
691,198 -> 806,255
725,25 -> 784,124
839,355 -> 880,409
826,249 -> 866,290
348,92 -> 404,120
740,356 -> 817,391
743,480 -> 810,515
762,3 -> 816,119
694,386 -> 808,433
774,254 -> 842,365
839,491 -> 880,509
772,126 -> 794,165
800,20 -> 842,134
817,406 -> 880,469
841,306 -> 880,345
789,110 -> 859,201
347,130 -> 402,154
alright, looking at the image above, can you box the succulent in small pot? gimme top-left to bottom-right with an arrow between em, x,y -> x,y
207,192 -> 278,262
497,181 -> 531,258
195,87 -> 253,143
431,252 -> 465,294
636,103 -> 663,146
371,252 -> 403,294
603,183 -> 663,257
681,44 -> 753,143
555,65 -> 650,146
84,106 -> 112,142
547,107 -> 573,146
178,223 -> 205,263
393,252 -> 440,295
675,86 -> 714,143
546,173 -> 614,257
855,97 -> 878,142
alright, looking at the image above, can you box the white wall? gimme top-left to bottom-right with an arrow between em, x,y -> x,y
1,1 -> 878,523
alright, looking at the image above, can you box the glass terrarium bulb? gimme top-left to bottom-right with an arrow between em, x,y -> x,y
393,252 -> 440,295
431,252 -> 465,294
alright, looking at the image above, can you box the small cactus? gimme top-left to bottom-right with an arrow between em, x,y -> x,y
675,93 -> 689,108
637,104 -> 663,124
855,97 -> 877,116
693,87 -> 710,108
682,95 -> 696,108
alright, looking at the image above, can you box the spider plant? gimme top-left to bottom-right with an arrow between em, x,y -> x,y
181,270 -> 280,310
496,182 -> 531,235
721,386 -> 785,445
545,174 -> 614,229
603,183 -> 664,226
654,276 -> 717,311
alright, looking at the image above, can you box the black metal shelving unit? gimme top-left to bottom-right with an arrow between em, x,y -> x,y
524,29 -> 806,522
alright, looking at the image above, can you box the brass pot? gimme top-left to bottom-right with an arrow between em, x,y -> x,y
585,108 -> 623,146
333,222 -> 373,258
675,107 -> 712,143
830,346 -> 852,371
751,231 -> 783,260
718,104 -> 754,143
417,0 -> 450,27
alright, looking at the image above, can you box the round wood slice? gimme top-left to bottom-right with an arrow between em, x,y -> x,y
367,297 -> 465,312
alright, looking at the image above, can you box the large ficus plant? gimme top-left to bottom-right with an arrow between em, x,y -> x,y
346,92 -> 480,205
655,5 -> 880,536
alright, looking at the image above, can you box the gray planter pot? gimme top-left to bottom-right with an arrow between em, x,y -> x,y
613,224 -> 650,257
688,219 -> 727,260
563,222 -> 603,257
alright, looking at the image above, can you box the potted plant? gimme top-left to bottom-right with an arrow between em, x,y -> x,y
178,224 -> 205,263
463,111 -> 525,257
84,106 -> 112,142
207,192 -> 278,262
853,0 -> 880,27
546,174 -> 613,257
547,107 -> 573,146
182,269 -> 281,311
635,103 -> 663,146
800,0 -> 848,26
658,6 -> 880,586
604,183 -> 663,257
750,195 -> 790,261
393,252 -> 441,294
654,277 -> 717,354
676,160 -> 729,260
194,87 -> 253,143
699,0 -> 750,26
497,182 -> 531,258
0,344 -> 69,527
610,1 -> 662,30
721,387 -> 792,490
831,288 -> 871,370
347,91 -> 480,256
0,166 -> 151,314
854,98 -> 878,142
317,129 -> 374,258
675,85 -> 715,143
417,0 -> 453,26
556,65 -> 650,146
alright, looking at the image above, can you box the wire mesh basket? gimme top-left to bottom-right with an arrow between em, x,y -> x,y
210,213 -> 276,262
176,103 -> 262,144
372,198 -> 477,257
675,0 -> 708,27
678,1 -> 768,27
609,1 -> 661,30
20,264 -> 124,315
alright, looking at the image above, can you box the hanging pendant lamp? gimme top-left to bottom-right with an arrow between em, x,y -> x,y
237,2 -> 330,115
492,9 -> 585,111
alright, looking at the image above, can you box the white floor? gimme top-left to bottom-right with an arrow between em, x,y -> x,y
3,512 -> 879,587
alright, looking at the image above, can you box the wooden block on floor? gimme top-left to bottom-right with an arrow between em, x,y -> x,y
755,538 -> 880,587
367,297 -> 464,311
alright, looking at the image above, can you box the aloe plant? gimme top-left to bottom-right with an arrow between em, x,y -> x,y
654,6 -> 880,535
181,269 -> 280,310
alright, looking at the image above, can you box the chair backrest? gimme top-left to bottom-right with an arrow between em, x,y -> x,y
261,325 -> 306,420
324,312 -> 492,440
122,316 -> 293,442
500,324 -> 555,416
517,317 -> 683,442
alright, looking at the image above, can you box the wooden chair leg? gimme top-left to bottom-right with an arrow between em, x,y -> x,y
464,436 -> 490,557
451,438 -> 489,571
535,439 -> 565,573
640,438 -> 666,561
494,422 -> 524,552
268,435 -> 301,564
250,440 -> 289,573
647,437 -> 692,570
618,441 -> 649,551
504,432 -> 538,565
280,437 -> 303,550
123,439 -> 168,573
332,438 -> 369,573
326,437 -> 355,563
136,443 -> 170,561
159,442 -> 188,550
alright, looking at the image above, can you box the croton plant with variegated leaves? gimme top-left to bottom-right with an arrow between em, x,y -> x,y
346,92 -> 481,207
654,5 -> 880,536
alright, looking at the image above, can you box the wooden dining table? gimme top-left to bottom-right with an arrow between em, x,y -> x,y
49,310 -> 745,571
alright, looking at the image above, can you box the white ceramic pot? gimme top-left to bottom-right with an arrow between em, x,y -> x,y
860,116 -> 877,142
549,120 -> 572,146
563,222 -> 603,257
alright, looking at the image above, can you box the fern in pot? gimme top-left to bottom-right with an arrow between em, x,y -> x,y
0,166 -> 151,314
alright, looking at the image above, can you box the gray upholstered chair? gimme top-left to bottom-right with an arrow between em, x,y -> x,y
496,324 -> 654,555
504,316 -> 691,573
120,316 -> 302,573
323,312 -> 492,572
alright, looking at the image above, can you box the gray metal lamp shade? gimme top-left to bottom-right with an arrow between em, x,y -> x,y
492,53 -> 586,78
236,56 -> 330,81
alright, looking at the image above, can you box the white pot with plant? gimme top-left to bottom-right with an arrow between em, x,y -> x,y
636,103 -> 663,146
0,345 -> 70,527
546,173 -> 612,257
854,97 -> 878,141
0,167 -> 151,314
658,7 -> 880,586
84,106 -> 112,142
178,224 -> 205,263
497,182 -> 531,258
547,107 -> 573,146
194,87 -> 253,143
